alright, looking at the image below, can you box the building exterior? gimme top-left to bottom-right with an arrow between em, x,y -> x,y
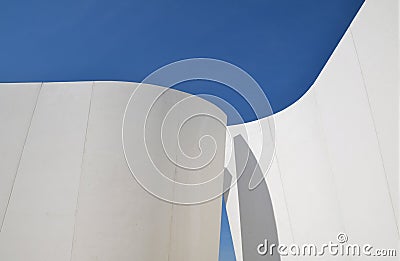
0,82 -> 226,260
225,1 -> 399,260
0,0 -> 398,261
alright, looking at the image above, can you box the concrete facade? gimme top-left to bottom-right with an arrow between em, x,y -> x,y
225,1 -> 399,260
0,82 -> 226,261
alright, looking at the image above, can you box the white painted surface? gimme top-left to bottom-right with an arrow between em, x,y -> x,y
274,90 -> 347,253
0,2 -> 397,260
0,83 -> 41,228
0,82 -> 92,261
170,93 -> 225,260
265,156 -> 294,260
71,82 -> 175,261
0,81 -> 225,261
225,1 -> 399,260
314,30 -> 399,256
350,0 -> 399,226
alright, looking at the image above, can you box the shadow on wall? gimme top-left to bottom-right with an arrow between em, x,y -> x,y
221,135 -> 280,261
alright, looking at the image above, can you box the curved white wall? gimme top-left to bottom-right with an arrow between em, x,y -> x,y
0,2 -> 397,261
225,1 -> 399,260
0,82 -> 226,261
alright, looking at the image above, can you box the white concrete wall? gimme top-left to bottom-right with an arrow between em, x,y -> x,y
0,81 -> 226,261
226,0 -> 399,260
0,1 -> 397,260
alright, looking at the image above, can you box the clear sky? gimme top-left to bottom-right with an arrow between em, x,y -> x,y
0,0 -> 363,124
0,1 -> 364,260
219,197 -> 236,261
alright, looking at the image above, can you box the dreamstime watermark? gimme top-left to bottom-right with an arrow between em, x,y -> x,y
257,233 -> 397,257
122,58 -> 276,204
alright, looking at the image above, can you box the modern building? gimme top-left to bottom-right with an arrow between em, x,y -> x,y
0,0 -> 398,260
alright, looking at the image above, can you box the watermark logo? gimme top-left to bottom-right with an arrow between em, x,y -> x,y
257,233 -> 397,257
122,58 -> 276,204
337,232 -> 348,244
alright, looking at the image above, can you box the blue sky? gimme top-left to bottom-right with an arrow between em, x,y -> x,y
0,1 -> 363,260
219,198 -> 236,261
0,0 -> 363,124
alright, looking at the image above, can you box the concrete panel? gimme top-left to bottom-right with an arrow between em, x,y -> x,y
266,155 -> 294,248
274,89 -> 346,258
70,82 -> 175,261
313,29 -> 399,256
0,82 -> 93,261
0,81 -> 225,261
0,83 -> 41,228
350,0 -> 399,224
169,93 -> 226,261
70,82 -> 225,261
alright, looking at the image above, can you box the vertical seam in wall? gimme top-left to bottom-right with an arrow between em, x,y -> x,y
350,29 -> 400,237
69,81 -> 95,261
167,98 -> 179,261
266,116 -> 295,244
167,187 -> 174,261
0,82 -> 43,233
272,154 -> 295,244
271,118 -> 295,243
311,88 -> 352,261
